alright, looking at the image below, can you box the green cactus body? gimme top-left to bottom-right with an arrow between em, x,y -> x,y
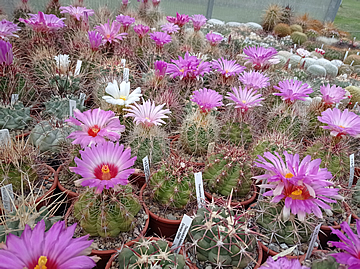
0,103 -> 32,130
267,114 -> 302,139
203,145 -> 253,198
345,86 -> 360,107
274,23 -> 291,37
220,121 -> 253,148
353,181 -> 360,205
0,164 -> 37,193
118,238 -> 186,269
44,96 -> 86,120
290,24 -> 303,33
291,31 -> 308,45
49,75 -> 81,95
186,31 -> 205,52
74,187 -> 141,237
181,110 -> 218,155
312,256 -> 339,269
190,204 -> 257,268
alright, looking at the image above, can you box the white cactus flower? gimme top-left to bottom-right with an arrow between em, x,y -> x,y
102,80 -> 142,106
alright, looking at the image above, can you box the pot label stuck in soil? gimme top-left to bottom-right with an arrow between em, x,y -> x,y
143,156 -> 150,183
69,100 -> 77,117
1,184 -> 14,213
172,214 -> 193,253
348,153 -> 355,188
0,129 -> 10,146
305,223 -> 322,260
194,172 -> 205,208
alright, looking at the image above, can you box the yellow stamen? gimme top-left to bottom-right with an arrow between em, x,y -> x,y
180,69 -> 184,73
106,34 -> 110,39
291,189 -> 302,196
145,117 -> 150,120
101,165 -> 110,174
339,125 -> 345,128
225,70 -> 229,74
285,173 -> 294,179
118,96 -> 127,101
242,100 -> 246,104
34,256 -> 47,269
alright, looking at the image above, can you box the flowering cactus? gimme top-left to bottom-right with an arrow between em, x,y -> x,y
59,5 -> 94,21
0,40 -> 13,66
149,32 -> 172,48
320,84 -> 346,106
133,24 -> 150,38
102,80 -> 142,107
88,30 -> 103,51
260,257 -> 309,269
226,86 -> 264,114
116,14 -> 135,31
273,79 -> 313,104
243,46 -> 278,71
94,20 -> 127,44
19,11 -> 66,32
0,19 -> 20,39
166,13 -> 189,28
239,71 -> 270,90
206,32 -> 223,46
190,14 -> 207,31
161,23 -> 180,35
211,57 -> 245,77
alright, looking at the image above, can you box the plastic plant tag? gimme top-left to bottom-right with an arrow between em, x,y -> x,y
258,179 -> 267,201
142,156 -> 150,183
194,172 -> 205,208
1,184 -> 14,213
354,102 -> 358,110
305,223 -> 322,260
79,93 -> 86,106
11,94 -> 19,106
123,68 -> 129,82
172,214 -> 193,253
74,60 -> 82,76
69,100 -> 77,117
348,154 -> 355,188
0,129 -> 10,146
121,59 -> 126,67
273,245 -> 297,261
336,103 -> 339,108
207,142 -> 215,155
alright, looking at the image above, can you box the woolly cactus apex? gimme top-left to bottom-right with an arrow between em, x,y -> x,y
345,86 -> 360,107
74,186 -> 141,237
203,144 -> 253,198
0,103 -> 32,130
189,201 -> 258,268
274,23 -> 291,37
150,156 -> 200,209
291,31 -> 308,45
185,30 -> 205,53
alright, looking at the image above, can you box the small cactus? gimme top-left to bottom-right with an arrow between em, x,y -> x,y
44,96 -> 86,120
290,24 -> 303,33
291,31 -> 308,45
345,86 -> 360,107
0,103 -> 33,130
311,255 -> 339,269
262,4 -> 283,32
186,31 -> 205,53
220,120 -> 253,148
344,54 -> 360,66
274,23 -> 291,37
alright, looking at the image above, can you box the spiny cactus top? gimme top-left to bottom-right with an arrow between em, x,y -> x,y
166,13 -> 189,27
254,151 -> 341,221
0,40 -> 13,66
259,256 -> 309,269
88,31 -> 102,51
65,108 -> 125,148
191,88 -> 223,113
211,57 -> 245,77
70,141 -> 136,193
318,108 -> 360,138
59,5 -> 95,21
154,60 -> 168,80
243,46 -> 278,71
190,14 -> 207,31
149,32 -> 172,48
320,84 -> 346,106
239,71 -> 270,90
206,32 -> 223,46
19,11 -> 66,32
133,24 -> 150,38
124,99 -> 171,127
273,79 -> 313,103
0,220 -> 96,269
329,220 -> 360,268
94,20 -> 127,44
161,23 -> 180,35
226,86 -> 264,113
103,80 -> 142,106
0,19 -> 20,39
116,15 -> 135,30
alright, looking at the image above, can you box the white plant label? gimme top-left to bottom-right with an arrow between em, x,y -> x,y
0,129 -> 10,146
258,179 -> 267,201
69,100 -> 77,117
194,172 -> 205,208
344,50 -> 349,61
142,156 -> 150,183
305,223 -> 322,260
273,245 -> 297,261
79,93 -> 86,106
123,68 -> 129,82
1,184 -> 14,213
354,102 -> 358,110
348,154 -> 355,188
11,94 -> 19,106
74,60 -> 82,76
172,214 -> 193,253
207,142 -> 215,155
121,59 -> 126,67
336,103 -> 339,108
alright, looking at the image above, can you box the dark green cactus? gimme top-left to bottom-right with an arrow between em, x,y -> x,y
49,75 -> 81,96
220,121 -> 253,148
0,103 -> 33,130
189,202 -> 258,268
0,164 -> 37,193
203,144 -> 253,198
44,96 -> 86,120
74,187 -> 141,237
118,238 -> 186,269
291,31 -> 308,45
312,256 -> 339,269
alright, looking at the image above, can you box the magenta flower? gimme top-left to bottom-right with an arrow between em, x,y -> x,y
94,20 -> 127,44
149,32 -> 172,48
259,256 -> 309,269
116,14 -> 135,31
329,220 -> 360,269
123,0 -> 129,5
191,88 -> 223,113
59,5 -> 94,21
88,30 -> 102,51
273,79 -> 313,103
124,99 -> 171,127
254,151 -> 341,221
65,108 -> 125,148
152,0 -> 161,7
190,14 -> 207,31
211,57 -> 245,77
206,32 -> 223,46
226,86 -> 264,113
239,71 -> 270,90
154,60 -> 168,80
315,48 -> 325,55
320,84 -> 346,105
0,220 -> 96,269
0,19 -> 20,39
166,13 -> 189,28
243,46 -> 279,71
166,52 -> 211,80
0,40 -> 13,66
70,142 -> 136,193
19,11 -> 66,32
318,108 -> 360,138
161,23 -> 180,35
133,24 -> 150,38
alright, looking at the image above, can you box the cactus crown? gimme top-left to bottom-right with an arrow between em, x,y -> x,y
44,95 -> 86,120
0,102 -> 32,130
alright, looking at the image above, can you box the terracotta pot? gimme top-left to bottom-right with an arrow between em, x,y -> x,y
64,198 -> 150,269
105,236 -> 197,269
130,172 -> 146,189
169,134 -> 205,167
14,132 -> 31,140
204,185 -> 258,209
259,241 -> 307,263
56,164 -> 79,200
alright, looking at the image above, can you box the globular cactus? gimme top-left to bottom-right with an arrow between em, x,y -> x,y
311,256 -> 339,269
44,96 -> 86,120
291,31 -> 308,45
186,31 -> 206,52
118,238 -> 186,269
352,181 -> 360,205
280,5 -> 293,25
345,86 -> 360,107
202,144 -> 253,198
274,23 -> 291,37
262,4 -> 283,32
290,24 -> 303,33
307,64 -> 327,77
74,186 -> 141,237
189,202 -> 258,268
0,103 -> 33,130
0,164 -> 37,193
344,54 -> 360,66
0,206 -> 61,242
149,156 -> 199,209
49,75 -> 81,95
266,112 -> 302,139
220,121 -> 253,148
29,120 -> 74,153
304,136 -> 350,183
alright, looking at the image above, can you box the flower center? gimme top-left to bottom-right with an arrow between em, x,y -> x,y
285,185 -> 311,201
339,125 -> 345,128
101,165 -> 111,180
34,256 -> 47,269
180,69 -> 184,73
88,125 -> 100,137
285,172 -> 294,179
291,189 -> 302,196
106,34 -> 111,39
94,164 -> 118,181
118,95 -> 127,101
242,100 -> 246,103
225,70 -> 229,74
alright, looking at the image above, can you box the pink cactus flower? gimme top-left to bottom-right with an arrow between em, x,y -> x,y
239,71 -> 270,90
154,60 -> 168,80
243,46 -> 279,71
149,32 -> 172,48
152,0 -> 161,7
320,84 -> 346,105
88,31 -> 103,51
19,11 -> 66,32
59,5 -> 94,21
226,86 -> 264,113
116,14 -> 135,31
260,256 -> 309,269
166,13 -> 189,28
133,24 -> 150,38
161,23 -> 180,35
190,14 -> 207,31
273,79 -> 313,103
206,32 -> 223,46
191,88 -> 223,113
211,57 -> 245,77
94,20 -> 128,44
315,48 -> 325,55
0,40 -> 13,66
0,19 -> 20,39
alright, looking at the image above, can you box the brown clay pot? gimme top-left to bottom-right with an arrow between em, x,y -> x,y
56,164 -> 79,200
259,241 -> 307,263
